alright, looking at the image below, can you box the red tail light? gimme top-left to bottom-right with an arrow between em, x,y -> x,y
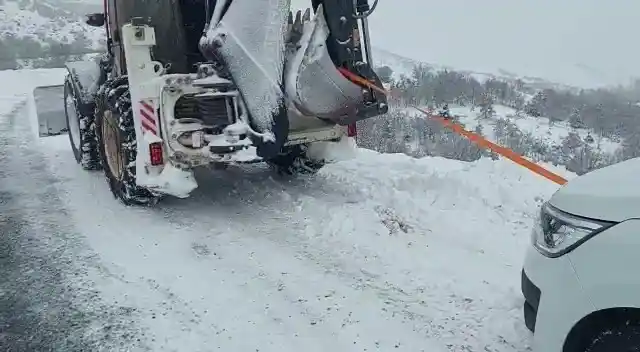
149,142 -> 163,165
347,123 -> 357,137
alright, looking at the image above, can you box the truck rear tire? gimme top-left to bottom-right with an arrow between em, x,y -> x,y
94,77 -> 159,206
64,74 -> 100,170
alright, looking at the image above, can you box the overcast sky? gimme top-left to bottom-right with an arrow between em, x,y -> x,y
291,0 -> 639,88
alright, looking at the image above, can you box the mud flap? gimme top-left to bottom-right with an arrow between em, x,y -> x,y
32,85 -> 66,137
284,4 -> 365,124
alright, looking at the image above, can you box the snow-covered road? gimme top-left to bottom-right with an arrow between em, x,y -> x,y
1,69 -> 569,351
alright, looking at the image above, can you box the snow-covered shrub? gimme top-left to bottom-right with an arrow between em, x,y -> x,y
357,109 -> 489,162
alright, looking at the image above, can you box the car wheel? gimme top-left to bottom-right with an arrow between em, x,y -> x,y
585,323 -> 640,352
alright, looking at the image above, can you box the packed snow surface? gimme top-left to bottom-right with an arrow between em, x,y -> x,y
1,68 -> 572,351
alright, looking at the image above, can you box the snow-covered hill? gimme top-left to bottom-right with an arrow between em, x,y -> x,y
1,66 -> 572,352
0,0 -> 579,92
367,0 -> 640,89
372,47 -> 578,92
0,0 -> 104,49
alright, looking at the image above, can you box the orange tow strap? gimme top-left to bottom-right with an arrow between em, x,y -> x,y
412,107 -> 568,185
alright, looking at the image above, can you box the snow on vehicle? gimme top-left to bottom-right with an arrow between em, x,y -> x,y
38,0 -> 388,205
32,84 -> 69,137
522,157 -> 640,351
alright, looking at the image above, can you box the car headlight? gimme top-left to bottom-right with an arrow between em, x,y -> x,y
532,202 -> 616,258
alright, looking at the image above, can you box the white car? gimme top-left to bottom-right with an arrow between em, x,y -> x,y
522,157 -> 640,352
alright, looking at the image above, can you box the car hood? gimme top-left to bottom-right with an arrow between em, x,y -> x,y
548,157 -> 640,222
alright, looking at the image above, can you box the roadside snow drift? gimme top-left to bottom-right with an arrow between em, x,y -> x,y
0,68 -> 570,351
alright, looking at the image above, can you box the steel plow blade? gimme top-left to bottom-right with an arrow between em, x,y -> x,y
32,84 -> 66,137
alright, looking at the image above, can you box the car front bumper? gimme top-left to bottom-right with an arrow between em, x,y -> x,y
521,244 -> 594,352
521,268 -> 541,332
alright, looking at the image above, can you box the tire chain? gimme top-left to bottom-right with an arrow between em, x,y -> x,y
95,75 -> 158,205
268,144 -> 325,175
66,74 -> 101,170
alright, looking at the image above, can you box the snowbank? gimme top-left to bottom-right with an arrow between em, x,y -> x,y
3,66 -> 574,351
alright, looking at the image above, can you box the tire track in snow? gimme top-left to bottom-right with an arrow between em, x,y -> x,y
265,163 -> 528,351
41,150 -> 442,351
311,157 -> 535,351
36,121 -> 535,351
0,103 -> 152,351
151,167 -> 532,351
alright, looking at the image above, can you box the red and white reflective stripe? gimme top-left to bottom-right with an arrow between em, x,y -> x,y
139,100 -> 158,135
